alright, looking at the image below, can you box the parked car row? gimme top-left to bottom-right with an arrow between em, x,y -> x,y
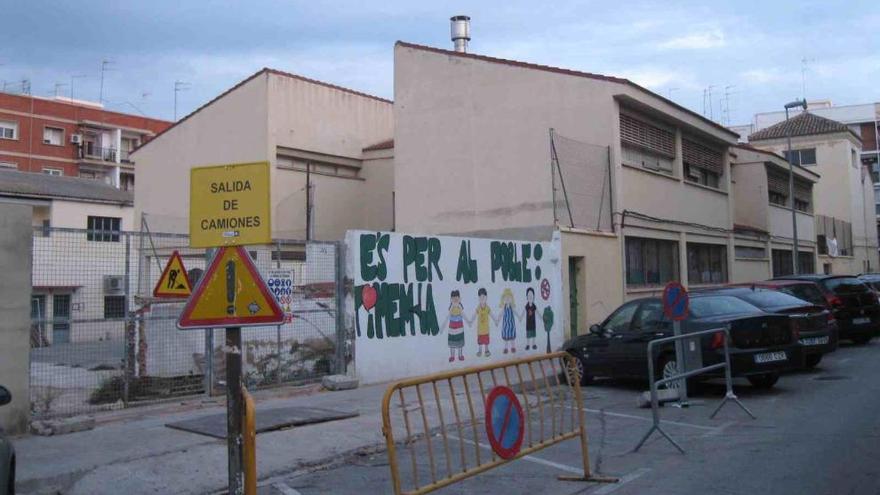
563,275 -> 880,391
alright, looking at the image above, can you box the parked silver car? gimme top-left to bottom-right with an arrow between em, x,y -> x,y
0,386 -> 13,495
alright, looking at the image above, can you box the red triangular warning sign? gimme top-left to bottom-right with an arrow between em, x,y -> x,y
153,250 -> 193,298
177,246 -> 284,329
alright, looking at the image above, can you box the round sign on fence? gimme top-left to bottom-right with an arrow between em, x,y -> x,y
485,386 -> 525,459
662,281 -> 689,321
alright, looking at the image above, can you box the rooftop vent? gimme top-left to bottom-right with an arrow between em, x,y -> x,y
450,15 -> 471,53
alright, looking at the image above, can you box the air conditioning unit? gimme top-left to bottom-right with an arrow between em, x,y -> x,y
103,275 -> 125,294
70,134 -> 83,145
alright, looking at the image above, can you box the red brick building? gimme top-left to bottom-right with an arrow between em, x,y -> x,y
0,92 -> 171,191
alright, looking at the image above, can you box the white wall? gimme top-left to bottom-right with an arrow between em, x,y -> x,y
133,73 -> 269,233
347,230 -> 564,384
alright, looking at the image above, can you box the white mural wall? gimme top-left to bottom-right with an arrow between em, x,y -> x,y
346,230 -> 564,384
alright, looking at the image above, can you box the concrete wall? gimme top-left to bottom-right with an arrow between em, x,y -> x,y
732,161 -> 770,232
267,72 -> 393,241
768,206 -> 815,245
560,230 -> 622,336
50,199 -> 134,230
133,73 -> 269,233
0,203 -> 32,433
733,258 -> 771,283
752,133 -> 879,274
360,149 -> 396,232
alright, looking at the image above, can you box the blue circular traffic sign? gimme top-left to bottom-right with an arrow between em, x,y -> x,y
485,386 -> 525,459
662,281 -> 689,321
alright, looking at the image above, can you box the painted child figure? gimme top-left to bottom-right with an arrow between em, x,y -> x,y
442,290 -> 466,362
499,288 -> 518,354
524,288 -> 538,350
468,288 -> 497,358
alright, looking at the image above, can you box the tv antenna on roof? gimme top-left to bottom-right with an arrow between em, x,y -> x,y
174,80 -> 191,121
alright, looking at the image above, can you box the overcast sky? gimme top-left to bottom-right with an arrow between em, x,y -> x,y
2,1 -> 878,125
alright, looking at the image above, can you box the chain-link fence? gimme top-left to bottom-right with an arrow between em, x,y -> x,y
30,226 -> 344,419
550,129 -> 614,232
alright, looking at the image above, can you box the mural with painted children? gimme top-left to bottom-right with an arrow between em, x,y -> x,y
346,230 -> 564,383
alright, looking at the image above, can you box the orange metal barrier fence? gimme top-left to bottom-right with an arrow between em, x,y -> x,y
381,352 -> 617,495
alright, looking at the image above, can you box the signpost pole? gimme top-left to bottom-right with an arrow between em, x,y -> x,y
672,320 -> 689,406
226,326 -> 244,495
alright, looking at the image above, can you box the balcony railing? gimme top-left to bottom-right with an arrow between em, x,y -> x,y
79,146 -> 117,163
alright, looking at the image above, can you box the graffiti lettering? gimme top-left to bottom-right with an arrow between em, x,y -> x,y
490,241 -> 536,283
402,235 -> 443,283
360,232 -> 390,282
456,240 -> 478,284
355,282 -> 439,339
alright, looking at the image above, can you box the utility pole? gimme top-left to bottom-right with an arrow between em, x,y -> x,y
99,59 -> 114,103
174,80 -> 191,121
785,99 -> 808,274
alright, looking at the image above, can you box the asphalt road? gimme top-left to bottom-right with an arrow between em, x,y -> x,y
256,339 -> 880,495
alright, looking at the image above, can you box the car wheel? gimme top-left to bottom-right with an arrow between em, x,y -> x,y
851,335 -> 872,345
804,354 -> 822,369
747,373 -> 779,389
657,354 -> 682,390
561,356 -> 592,386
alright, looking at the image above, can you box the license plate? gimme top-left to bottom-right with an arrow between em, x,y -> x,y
799,336 -> 830,346
754,351 -> 787,364
853,317 -> 871,325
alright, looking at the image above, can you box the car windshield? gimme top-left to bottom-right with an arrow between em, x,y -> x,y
778,285 -> 826,306
823,277 -> 870,295
736,289 -> 813,309
689,295 -> 763,318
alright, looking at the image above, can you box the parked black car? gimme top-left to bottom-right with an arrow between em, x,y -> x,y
563,293 -> 803,390
0,385 -> 13,495
700,286 -> 838,368
857,273 -> 880,292
774,275 -> 880,344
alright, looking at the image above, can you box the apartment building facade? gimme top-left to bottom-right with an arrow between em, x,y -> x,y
392,41 -> 742,336
748,112 -> 878,275
749,102 -> 880,229
131,68 -> 394,239
0,92 -> 170,190
731,145 -> 818,280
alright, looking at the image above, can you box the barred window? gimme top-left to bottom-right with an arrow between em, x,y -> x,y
103,295 -> 126,319
735,246 -> 766,259
87,216 -> 121,242
687,243 -> 727,284
625,237 -> 679,287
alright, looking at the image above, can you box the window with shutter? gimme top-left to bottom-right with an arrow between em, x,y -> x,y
793,178 -> 811,212
619,114 -> 675,157
767,168 -> 789,206
683,138 -> 723,188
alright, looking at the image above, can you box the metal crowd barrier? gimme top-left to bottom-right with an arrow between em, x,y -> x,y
381,352 -> 617,495
634,327 -> 756,454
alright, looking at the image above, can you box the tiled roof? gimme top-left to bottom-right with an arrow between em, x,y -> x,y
0,169 -> 133,205
396,41 -> 739,139
748,112 -> 857,142
362,139 -> 394,151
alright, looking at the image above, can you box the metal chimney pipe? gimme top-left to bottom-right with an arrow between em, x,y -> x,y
450,15 -> 471,53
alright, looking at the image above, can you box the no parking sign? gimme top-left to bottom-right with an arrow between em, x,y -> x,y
662,281 -> 689,321
485,386 -> 525,459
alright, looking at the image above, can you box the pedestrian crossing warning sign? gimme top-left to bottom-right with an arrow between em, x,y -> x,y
153,250 -> 192,299
177,246 -> 284,329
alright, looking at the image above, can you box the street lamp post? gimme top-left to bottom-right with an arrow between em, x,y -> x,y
785,99 -> 808,274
